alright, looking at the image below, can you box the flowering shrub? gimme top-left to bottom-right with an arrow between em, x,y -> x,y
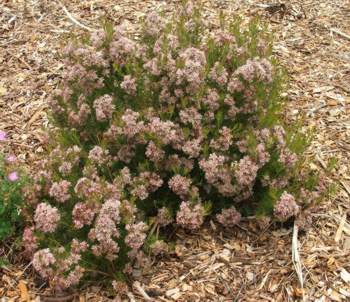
0,131 -> 25,242
23,2 -> 331,291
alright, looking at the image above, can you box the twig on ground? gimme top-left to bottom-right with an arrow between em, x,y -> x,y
340,180 -> 350,196
257,269 -> 271,290
127,292 -> 136,302
292,223 -> 305,301
334,214 -> 346,242
330,28 -> 350,41
40,293 -> 77,302
133,281 -> 153,301
57,1 -> 94,31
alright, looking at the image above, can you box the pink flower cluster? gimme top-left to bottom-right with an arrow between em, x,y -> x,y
88,146 -> 110,164
168,175 -> 192,197
110,35 -> 136,66
22,227 -> 38,259
235,156 -> 259,187
235,58 -> 273,83
33,249 -> 56,278
210,127 -> 233,151
72,202 -> 95,229
32,240 -> 88,290
176,201 -> 205,230
125,222 -> 148,250
176,47 -> 207,93
34,203 -> 60,233
121,109 -> 144,139
89,198 -> 121,261
216,207 -> 241,227
93,95 -> 115,122
146,141 -> 165,163
131,172 -> 163,200
144,11 -> 164,37
49,180 -> 71,203
274,192 -> 300,221
121,75 -> 137,95
199,153 -> 237,196
209,62 -> 228,86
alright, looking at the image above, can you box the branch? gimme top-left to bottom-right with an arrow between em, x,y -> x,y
133,281 -> 153,301
331,28 -> 350,41
57,1 -> 94,31
292,223 -> 305,301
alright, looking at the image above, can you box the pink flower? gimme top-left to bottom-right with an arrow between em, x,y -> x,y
179,107 -> 202,126
88,146 -> 109,164
279,148 -> 297,167
89,198 -> 121,261
227,77 -> 244,93
203,89 -> 220,111
93,95 -> 115,122
121,109 -> 144,139
235,156 -> 259,187
34,203 -> 60,233
216,207 -> 241,227
33,249 -> 56,279
22,227 -> 38,258
256,143 -> 270,166
72,202 -> 95,229
125,222 -> 148,250
90,30 -> 106,48
6,155 -> 16,163
168,175 -> 192,197
199,153 -> 227,185
209,62 -> 228,84
145,141 -> 165,163
210,127 -> 233,151
234,58 -> 273,84
177,47 -> 206,93
274,192 -> 300,221
120,75 -> 137,95
8,171 -> 19,182
176,201 -> 205,230
144,12 -> 164,37
49,180 -> 71,203
0,130 -> 6,141
182,138 -> 202,158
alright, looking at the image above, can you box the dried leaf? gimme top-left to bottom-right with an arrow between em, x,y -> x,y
18,280 -> 29,302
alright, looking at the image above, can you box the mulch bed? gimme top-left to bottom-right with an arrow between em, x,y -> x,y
1,0 -> 349,301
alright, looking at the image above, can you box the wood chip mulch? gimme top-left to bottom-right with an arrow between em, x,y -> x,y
0,0 -> 349,301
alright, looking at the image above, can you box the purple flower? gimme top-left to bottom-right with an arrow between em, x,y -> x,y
8,171 -> 19,182
0,130 -> 6,141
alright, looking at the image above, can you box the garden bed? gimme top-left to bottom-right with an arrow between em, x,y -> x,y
0,0 -> 349,301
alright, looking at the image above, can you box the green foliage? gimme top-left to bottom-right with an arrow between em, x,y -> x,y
0,154 -> 26,241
